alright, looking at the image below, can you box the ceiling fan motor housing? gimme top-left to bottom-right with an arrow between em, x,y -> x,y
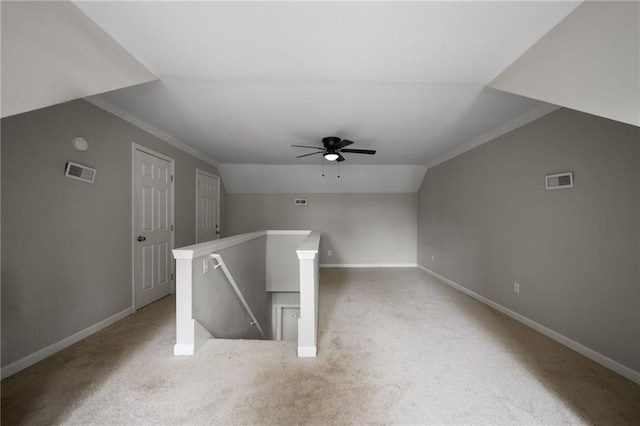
322,136 -> 342,148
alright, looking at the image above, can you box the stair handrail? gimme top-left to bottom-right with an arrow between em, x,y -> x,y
209,253 -> 266,339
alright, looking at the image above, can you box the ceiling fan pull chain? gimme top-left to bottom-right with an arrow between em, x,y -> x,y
322,157 -> 325,177
337,162 -> 340,178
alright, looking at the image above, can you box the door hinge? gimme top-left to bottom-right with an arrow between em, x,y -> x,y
171,175 -> 174,182
171,273 -> 174,281
171,224 -> 174,231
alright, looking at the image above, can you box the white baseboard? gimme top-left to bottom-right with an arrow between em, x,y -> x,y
297,345 -> 317,357
1,307 -> 133,379
416,265 -> 640,385
320,263 -> 417,268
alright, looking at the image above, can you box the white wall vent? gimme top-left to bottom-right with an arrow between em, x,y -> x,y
546,172 -> 573,190
294,198 -> 308,206
65,161 -> 96,183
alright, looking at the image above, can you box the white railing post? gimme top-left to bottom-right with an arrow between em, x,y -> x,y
297,231 -> 321,357
174,257 -> 196,355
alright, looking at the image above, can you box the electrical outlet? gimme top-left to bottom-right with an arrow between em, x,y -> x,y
203,259 -> 209,274
514,282 -> 520,294
328,249 -> 332,256
431,254 -> 434,263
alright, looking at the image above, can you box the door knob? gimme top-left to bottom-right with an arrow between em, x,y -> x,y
137,235 -> 146,242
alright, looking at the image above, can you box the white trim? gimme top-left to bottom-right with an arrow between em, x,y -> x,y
296,231 -> 321,258
297,233 -> 321,357
268,230 -> 312,235
426,103 -> 559,170
297,346 -> 317,357
174,262 -> 195,355
320,263 -> 417,268
195,169 -> 221,243
173,343 -> 194,356
132,143 -> 176,304
272,304 -> 278,340
173,231 -> 266,259
86,96 -> 220,168
175,230 -> 314,260
416,265 -> 640,385
274,304 -> 301,341
130,144 -> 137,308
298,254 -> 318,260
1,307 -> 133,379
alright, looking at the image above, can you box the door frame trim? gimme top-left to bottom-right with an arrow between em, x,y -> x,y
131,143 -> 176,311
195,169 -> 220,243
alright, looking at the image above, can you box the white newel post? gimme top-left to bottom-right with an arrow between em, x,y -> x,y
297,232 -> 320,357
173,257 -> 196,355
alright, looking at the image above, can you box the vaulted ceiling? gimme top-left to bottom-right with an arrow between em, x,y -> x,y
10,1 -> 637,193
74,1 -> 580,170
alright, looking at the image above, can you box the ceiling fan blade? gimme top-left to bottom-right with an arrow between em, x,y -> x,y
292,145 -> 324,150
336,153 -> 346,162
296,151 -> 324,158
340,148 -> 376,155
335,139 -> 354,149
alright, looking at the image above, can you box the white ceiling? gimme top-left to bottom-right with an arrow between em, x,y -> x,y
75,1 -> 580,169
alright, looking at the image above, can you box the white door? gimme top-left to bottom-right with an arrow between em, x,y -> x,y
133,147 -> 173,309
281,307 -> 300,341
196,170 -> 219,243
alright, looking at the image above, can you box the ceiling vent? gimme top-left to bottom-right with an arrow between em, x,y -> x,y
65,161 -> 96,183
546,172 -> 573,190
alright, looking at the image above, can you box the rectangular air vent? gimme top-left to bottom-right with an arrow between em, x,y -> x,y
65,161 -> 96,183
546,172 -> 573,190
294,198 -> 308,206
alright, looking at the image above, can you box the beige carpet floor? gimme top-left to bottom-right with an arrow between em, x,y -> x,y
2,268 -> 639,424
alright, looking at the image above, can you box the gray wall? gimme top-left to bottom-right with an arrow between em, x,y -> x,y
227,193 -> 417,265
1,99 -> 224,367
417,108 -> 639,372
194,236 -> 269,340
266,233 -> 308,292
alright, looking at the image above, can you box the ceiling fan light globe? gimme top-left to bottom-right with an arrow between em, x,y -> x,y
324,153 -> 339,161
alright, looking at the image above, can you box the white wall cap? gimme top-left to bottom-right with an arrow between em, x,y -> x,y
173,231 -> 266,259
173,230 -> 317,259
297,231 -> 321,258
267,230 -> 311,235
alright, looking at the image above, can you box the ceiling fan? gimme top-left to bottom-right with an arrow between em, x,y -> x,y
292,136 -> 376,162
